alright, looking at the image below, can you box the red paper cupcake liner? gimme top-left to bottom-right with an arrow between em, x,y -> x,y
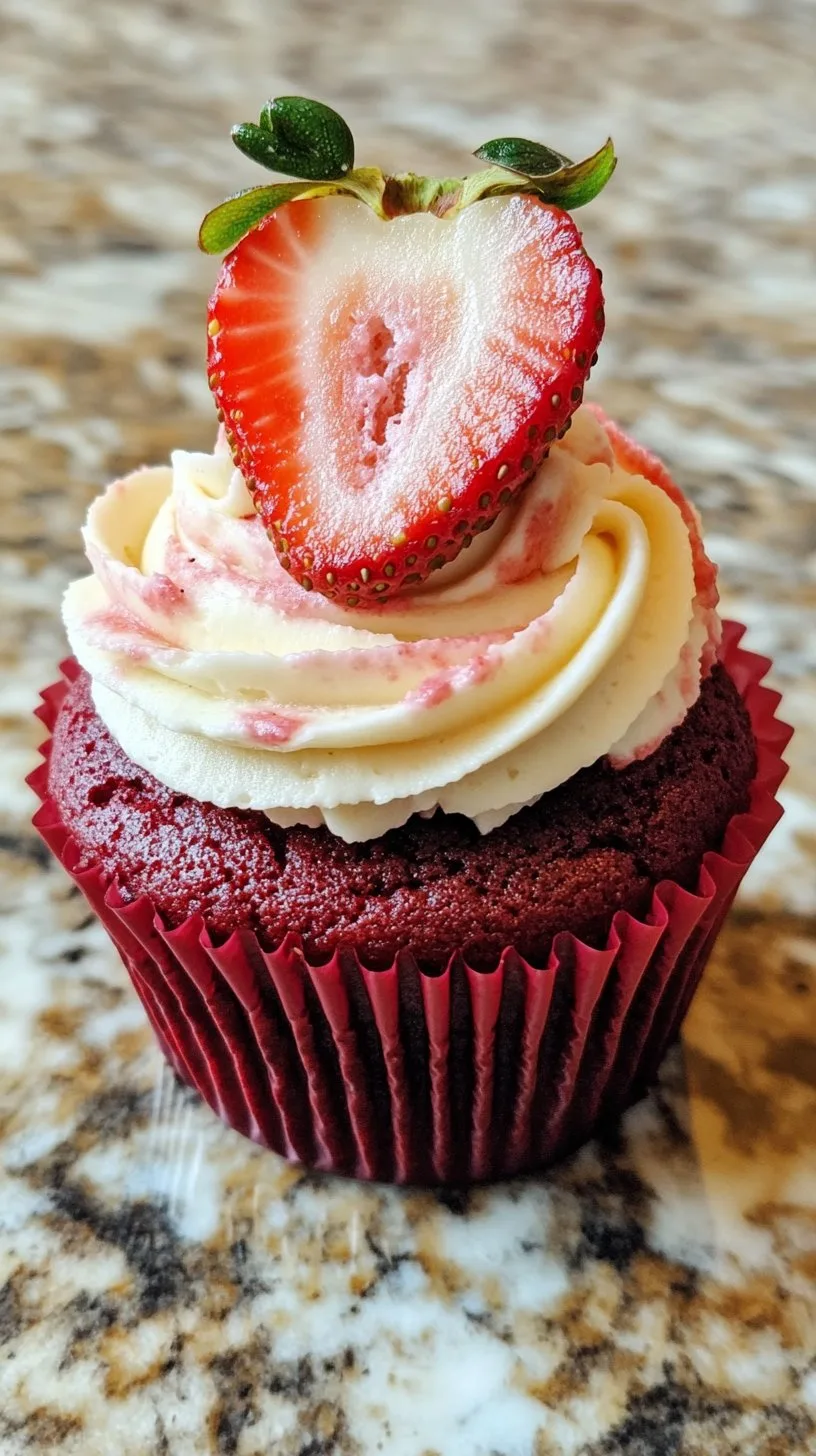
29,622 -> 791,1185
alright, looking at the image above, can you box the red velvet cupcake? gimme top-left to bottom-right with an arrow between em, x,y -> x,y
31,101 -> 790,1183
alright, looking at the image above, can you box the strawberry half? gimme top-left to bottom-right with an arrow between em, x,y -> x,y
202,101 -> 614,605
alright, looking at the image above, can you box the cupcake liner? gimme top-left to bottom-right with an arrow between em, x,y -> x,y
29,624 -> 791,1185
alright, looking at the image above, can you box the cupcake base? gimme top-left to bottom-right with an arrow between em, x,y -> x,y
30,624 -> 790,1184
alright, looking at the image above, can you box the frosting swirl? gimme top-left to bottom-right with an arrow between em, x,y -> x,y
63,407 -> 720,841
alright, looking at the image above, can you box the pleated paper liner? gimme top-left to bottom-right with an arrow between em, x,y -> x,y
30,623 -> 791,1185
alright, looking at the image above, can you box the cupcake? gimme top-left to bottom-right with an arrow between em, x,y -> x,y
31,99 -> 790,1184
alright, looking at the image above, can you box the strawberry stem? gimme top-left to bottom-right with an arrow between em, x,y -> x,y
199,96 -> 616,255
381,173 -> 462,217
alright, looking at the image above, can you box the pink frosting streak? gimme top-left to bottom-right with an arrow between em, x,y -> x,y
237,707 -> 306,745
84,605 -> 176,663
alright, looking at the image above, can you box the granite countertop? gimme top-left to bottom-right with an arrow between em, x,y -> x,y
2,1 -> 816,1452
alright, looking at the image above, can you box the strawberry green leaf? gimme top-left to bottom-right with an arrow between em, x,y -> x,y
198,182 -> 325,253
231,123 -> 291,173
532,139 -> 617,208
452,140 -> 616,215
240,95 -> 354,180
198,170 -> 390,252
473,137 -> 571,176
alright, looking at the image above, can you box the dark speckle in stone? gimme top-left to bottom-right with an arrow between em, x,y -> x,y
668,1267 -> 699,1301
213,1403 -> 247,1456
364,1230 -> 413,1284
154,1416 -> 171,1456
0,1279 -> 22,1347
436,1187 -> 471,1216
757,1405 -> 816,1449
208,1336 -> 270,1454
582,1371 -> 816,1456
227,1238 -> 268,1303
0,1408 -> 84,1447
651,1087 -> 690,1146
77,1086 -> 150,1141
102,236 -> 161,255
584,1375 -> 711,1456
266,1355 -> 316,1400
48,1181 -> 185,1317
603,1167 -> 653,1208
61,944 -> 88,964
571,1167 -> 653,1272
576,1204 -> 647,1271
592,1375 -> 815,1456
0,832 -> 52,869
61,1291 -> 119,1355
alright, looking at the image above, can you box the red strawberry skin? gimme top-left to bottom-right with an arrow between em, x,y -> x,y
207,194 -> 605,606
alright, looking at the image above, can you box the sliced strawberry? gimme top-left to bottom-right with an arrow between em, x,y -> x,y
207,193 -> 604,604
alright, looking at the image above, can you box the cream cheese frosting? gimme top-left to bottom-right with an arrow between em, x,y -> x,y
62,407 -> 720,841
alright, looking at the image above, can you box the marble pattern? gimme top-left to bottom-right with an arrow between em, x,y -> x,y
1,0 -> 815,1451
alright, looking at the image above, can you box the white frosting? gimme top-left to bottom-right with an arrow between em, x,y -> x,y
63,408 -> 720,841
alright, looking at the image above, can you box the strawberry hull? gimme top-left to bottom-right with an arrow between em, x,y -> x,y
30,625 -> 790,1185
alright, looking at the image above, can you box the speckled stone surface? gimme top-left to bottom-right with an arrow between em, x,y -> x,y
2,1 -> 816,1452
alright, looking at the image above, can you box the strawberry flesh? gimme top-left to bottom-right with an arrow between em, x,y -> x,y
208,193 -> 605,604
